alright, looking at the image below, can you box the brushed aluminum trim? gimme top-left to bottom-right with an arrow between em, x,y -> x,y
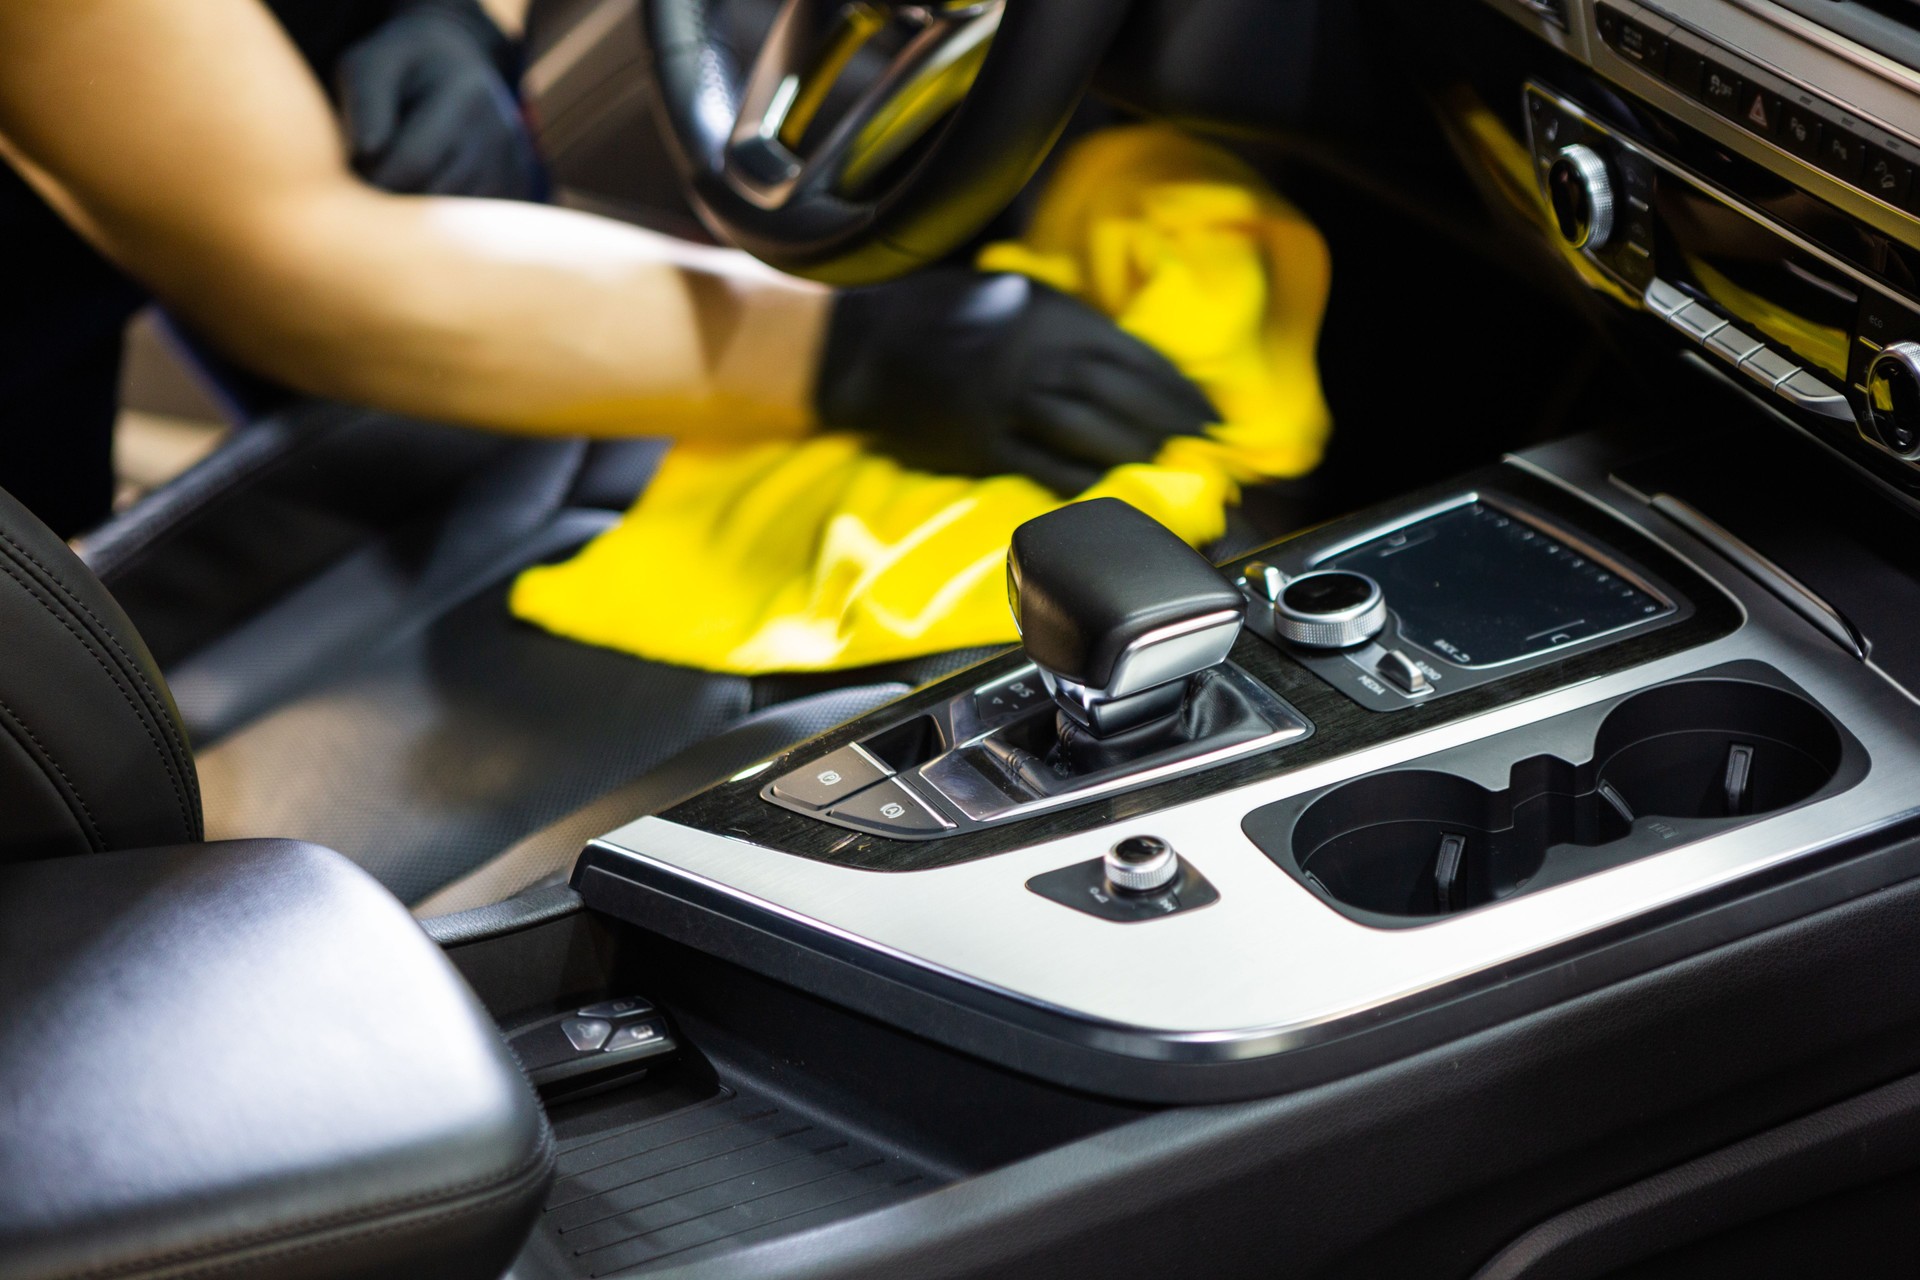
589,447 -> 1920,1062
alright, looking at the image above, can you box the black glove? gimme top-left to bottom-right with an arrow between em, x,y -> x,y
816,270 -> 1218,496
335,0 -> 543,200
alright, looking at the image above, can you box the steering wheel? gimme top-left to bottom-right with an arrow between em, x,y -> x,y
643,0 -> 1132,284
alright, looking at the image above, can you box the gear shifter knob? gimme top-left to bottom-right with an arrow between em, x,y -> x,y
1007,499 -> 1245,736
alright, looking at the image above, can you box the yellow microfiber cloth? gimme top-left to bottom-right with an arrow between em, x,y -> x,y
508,124 -> 1333,674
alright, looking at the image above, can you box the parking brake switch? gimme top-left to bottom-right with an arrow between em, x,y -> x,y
505,996 -> 678,1098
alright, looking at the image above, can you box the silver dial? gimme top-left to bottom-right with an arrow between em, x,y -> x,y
1865,341 -> 1920,458
1548,144 -> 1615,251
1272,570 -> 1388,650
1104,835 -> 1180,894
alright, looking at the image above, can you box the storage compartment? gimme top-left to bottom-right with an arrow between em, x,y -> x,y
1246,665 -> 1863,924
451,914 -> 1149,1278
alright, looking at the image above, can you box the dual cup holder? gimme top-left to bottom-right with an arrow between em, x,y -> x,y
1242,664 -> 1866,925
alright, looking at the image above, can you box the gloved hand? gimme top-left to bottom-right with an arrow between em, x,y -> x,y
815,270 -> 1218,496
335,0 -> 543,200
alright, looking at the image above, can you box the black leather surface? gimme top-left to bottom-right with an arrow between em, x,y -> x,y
0,485 -> 200,862
1008,497 -> 1244,689
0,839 -> 553,1280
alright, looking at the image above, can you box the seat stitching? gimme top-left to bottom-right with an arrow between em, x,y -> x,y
0,560 -> 197,842
0,527 -> 201,816
0,692 -> 105,850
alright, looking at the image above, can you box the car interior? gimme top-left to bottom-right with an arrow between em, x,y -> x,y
11,0 -> 1920,1275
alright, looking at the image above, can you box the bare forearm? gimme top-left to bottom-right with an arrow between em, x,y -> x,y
166,193 -> 830,439
0,0 -> 827,441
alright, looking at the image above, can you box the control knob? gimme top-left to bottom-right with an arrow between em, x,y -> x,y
1269,570 -> 1388,650
1547,144 -> 1616,251
1865,341 -> 1920,457
1104,835 -> 1180,894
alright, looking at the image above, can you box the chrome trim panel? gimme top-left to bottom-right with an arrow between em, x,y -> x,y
1645,493 -> 1870,658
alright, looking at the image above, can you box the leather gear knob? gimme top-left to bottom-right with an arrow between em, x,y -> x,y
1006,498 -> 1243,735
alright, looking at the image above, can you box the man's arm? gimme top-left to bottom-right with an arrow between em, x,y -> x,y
0,0 -> 826,439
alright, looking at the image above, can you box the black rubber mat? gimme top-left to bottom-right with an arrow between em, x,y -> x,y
533,1081 -> 941,1276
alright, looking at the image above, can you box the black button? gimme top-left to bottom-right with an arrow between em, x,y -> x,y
1665,45 -> 1706,96
1738,87 -> 1782,138
1859,290 -> 1920,349
577,997 -> 653,1020
768,744 -> 889,810
1697,62 -> 1744,119
825,778 -> 952,836
1818,127 -> 1867,182
603,1020 -> 673,1055
561,1018 -> 613,1052
1613,19 -> 1669,73
1595,3 -> 1621,46
1778,103 -> 1824,161
1864,146 -> 1913,206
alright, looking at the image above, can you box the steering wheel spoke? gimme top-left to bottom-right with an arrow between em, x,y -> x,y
725,0 -> 1005,210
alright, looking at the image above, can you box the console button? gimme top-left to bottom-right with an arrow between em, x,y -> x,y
1739,86 -> 1781,137
769,745 -> 889,810
1705,326 -> 1765,364
1777,369 -> 1854,420
1376,650 -> 1432,695
1594,3 -> 1620,45
1778,103 -> 1823,161
578,997 -> 653,1020
1667,301 -> 1729,342
561,1018 -> 613,1051
1858,290 -> 1920,349
1817,127 -> 1867,183
1664,45 -> 1706,97
603,1020 -> 671,1054
1863,146 -> 1913,206
1643,278 -> 1690,317
1739,347 -> 1801,389
826,778 -> 953,836
1696,62 -> 1744,119
1612,18 -> 1668,72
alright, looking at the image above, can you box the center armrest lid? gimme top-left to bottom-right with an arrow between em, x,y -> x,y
0,839 -> 553,1280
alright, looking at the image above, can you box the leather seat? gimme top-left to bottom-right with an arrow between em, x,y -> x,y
0,484 -> 200,860
0,483 -> 554,1280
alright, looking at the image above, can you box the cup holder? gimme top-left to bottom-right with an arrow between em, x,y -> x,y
1591,680 -> 1842,822
1269,676 -> 1853,923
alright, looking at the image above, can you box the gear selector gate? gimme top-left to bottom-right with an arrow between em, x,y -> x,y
760,498 -> 1313,838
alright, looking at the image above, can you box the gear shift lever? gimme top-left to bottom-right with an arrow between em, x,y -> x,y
1008,499 -> 1245,739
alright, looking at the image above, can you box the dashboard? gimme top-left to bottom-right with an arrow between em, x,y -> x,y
1481,0 -> 1920,497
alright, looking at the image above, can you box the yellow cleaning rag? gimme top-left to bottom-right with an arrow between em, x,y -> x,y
508,125 -> 1333,674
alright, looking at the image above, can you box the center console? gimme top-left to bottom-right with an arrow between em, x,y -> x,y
572,431 -> 1920,1103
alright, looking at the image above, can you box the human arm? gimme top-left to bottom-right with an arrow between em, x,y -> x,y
0,0 -> 825,440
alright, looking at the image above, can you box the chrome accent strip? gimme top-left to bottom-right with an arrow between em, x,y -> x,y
1646,493 -> 1870,658
1103,608 -> 1246,700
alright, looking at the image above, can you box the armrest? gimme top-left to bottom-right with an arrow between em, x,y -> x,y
0,840 -> 553,1280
